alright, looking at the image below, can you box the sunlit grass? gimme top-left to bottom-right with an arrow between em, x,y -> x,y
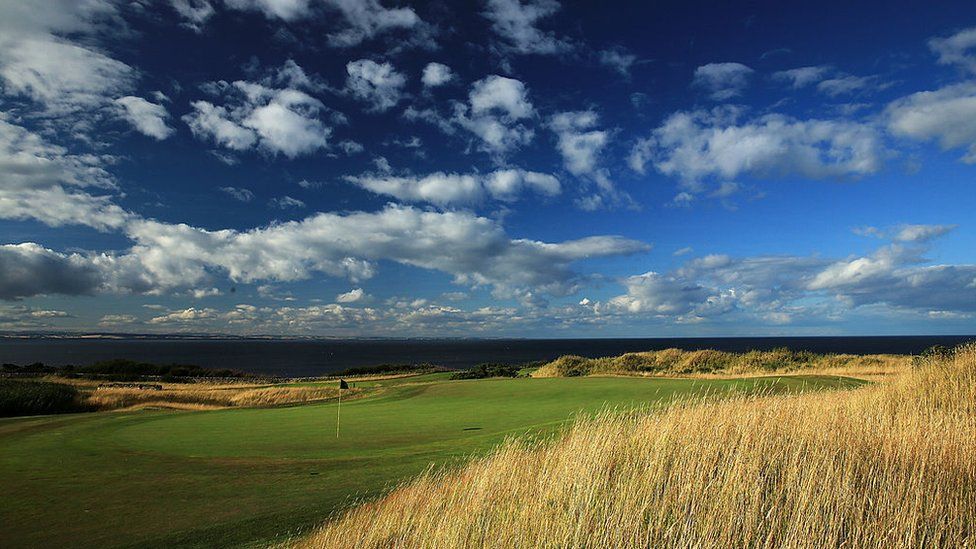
300,346 -> 976,548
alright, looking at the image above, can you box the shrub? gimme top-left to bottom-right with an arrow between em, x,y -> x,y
0,380 -> 91,417
450,364 -> 521,380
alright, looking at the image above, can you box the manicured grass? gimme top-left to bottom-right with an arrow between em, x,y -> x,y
0,374 -> 863,548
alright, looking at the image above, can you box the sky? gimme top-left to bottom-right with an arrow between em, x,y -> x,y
1,0 -> 976,337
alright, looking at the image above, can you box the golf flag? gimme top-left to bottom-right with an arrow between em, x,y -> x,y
336,378 -> 347,438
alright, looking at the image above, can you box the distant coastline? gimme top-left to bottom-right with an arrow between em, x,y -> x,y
3,335 -> 974,377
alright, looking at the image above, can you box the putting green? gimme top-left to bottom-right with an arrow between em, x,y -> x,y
0,374 -> 863,548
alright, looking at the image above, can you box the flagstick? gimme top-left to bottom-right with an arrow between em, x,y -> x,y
336,384 -> 341,438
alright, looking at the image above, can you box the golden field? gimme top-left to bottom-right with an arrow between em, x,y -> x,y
39,376 -> 353,411
531,347 -> 912,380
299,346 -> 976,548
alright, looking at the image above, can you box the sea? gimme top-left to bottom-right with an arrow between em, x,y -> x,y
1,335 -> 974,377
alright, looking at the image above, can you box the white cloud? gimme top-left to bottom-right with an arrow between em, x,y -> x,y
336,287 -> 365,303
598,47 -> 637,76
220,186 -> 255,202
171,0 -> 215,30
422,62 -> 454,87
692,62 -> 754,100
886,82 -> 976,163
183,72 -> 332,158
599,230 -> 976,323
99,313 -> 138,326
0,116 -> 130,230
549,110 -> 628,209
449,75 -> 536,156
338,140 -> 365,154
323,0 -> 421,47
630,108 -> 885,186
0,1 -> 135,115
115,96 -> 175,140
346,59 -> 407,112
929,26 -> 976,73
816,74 -> 875,97
854,224 -> 958,243
222,0 -> 311,20
345,168 -> 560,206
482,0 -> 571,55
772,65 -> 831,88
109,204 -> 649,299
269,196 -> 305,209
550,111 -> 607,176
184,101 -> 258,151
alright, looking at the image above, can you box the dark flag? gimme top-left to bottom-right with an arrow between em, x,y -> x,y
339,379 -> 349,390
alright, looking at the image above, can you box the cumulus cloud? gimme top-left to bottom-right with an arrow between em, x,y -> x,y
692,63 -> 754,100
600,230 -> 976,324
629,108 -> 885,188
772,65 -> 831,88
886,82 -> 976,163
421,62 -> 454,87
549,110 -> 628,209
482,0 -> 572,55
323,0 -> 422,47
0,117 -> 130,230
0,305 -> 71,329
114,204 -> 649,298
929,26 -> 976,73
336,288 -> 365,303
0,1 -> 136,115
115,96 -> 175,140
0,203 -> 646,301
450,75 -> 536,156
345,169 -> 560,206
345,59 -> 407,112
0,243 -> 104,300
184,72 -> 332,158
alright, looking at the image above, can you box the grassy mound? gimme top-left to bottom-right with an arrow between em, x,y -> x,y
531,347 -> 909,378
300,346 -> 976,548
0,380 -> 90,417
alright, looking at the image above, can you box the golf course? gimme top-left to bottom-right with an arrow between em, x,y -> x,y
0,371 -> 864,548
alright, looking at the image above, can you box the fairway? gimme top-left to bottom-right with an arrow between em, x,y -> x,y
0,374 -> 862,548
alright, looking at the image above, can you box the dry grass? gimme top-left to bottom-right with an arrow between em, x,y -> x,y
299,346 -> 976,548
531,348 -> 911,380
39,377 -> 354,411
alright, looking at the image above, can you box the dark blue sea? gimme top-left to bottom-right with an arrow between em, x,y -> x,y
2,336 -> 974,377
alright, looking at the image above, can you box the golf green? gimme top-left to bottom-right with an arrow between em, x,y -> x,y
0,374 -> 863,548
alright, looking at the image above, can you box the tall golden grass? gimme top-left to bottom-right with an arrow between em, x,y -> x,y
60,380 -> 352,411
531,347 -> 911,380
299,346 -> 976,548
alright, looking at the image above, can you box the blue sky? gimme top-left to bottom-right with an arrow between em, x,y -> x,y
1,0 -> 976,337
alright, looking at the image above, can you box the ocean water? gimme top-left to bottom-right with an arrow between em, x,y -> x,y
1,336 -> 973,377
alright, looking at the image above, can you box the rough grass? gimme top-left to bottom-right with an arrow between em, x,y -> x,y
299,345 -> 976,548
531,347 -> 911,380
39,377 -> 354,411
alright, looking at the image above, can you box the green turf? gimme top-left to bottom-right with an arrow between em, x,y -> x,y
0,374 -> 864,548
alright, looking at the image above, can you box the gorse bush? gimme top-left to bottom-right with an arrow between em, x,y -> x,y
449,363 -> 521,379
299,344 -> 976,548
0,380 -> 90,417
